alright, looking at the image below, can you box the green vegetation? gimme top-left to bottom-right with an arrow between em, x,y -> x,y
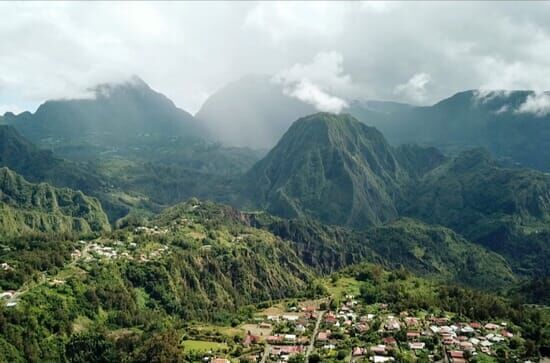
254,213 -> 515,289
400,148 -> 550,275
242,112 -> 409,227
0,167 -> 110,236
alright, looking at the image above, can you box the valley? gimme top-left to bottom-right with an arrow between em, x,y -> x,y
0,79 -> 548,363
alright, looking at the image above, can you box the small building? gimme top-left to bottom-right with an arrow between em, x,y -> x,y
409,342 -> 426,350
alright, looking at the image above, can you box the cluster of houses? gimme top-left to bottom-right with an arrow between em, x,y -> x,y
227,295 -> 522,363
134,225 -> 169,235
70,239 -> 170,264
315,296 -> 519,363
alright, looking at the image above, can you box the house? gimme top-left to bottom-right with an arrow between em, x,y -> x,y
284,334 -> 296,342
267,335 -> 283,344
1,262 -> 13,271
353,347 -> 366,356
384,319 -> 400,331
470,322 -> 482,329
407,331 -> 421,340
317,331 -> 330,341
259,322 -> 272,329
212,359 -> 230,363
371,356 -> 394,363
484,323 -> 500,330
383,337 -> 397,346
405,317 -> 419,327
6,301 -> 17,307
459,341 -> 474,351
370,345 -> 387,355
501,330 -> 514,338
295,324 -> 306,333
325,314 -> 338,325
409,342 -> 426,350
449,351 -> 464,360
271,346 -> 304,356
282,315 -> 299,322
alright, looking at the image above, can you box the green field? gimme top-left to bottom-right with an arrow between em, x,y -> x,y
181,339 -> 229,353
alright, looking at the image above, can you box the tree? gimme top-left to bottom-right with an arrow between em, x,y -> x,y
65,332 -> 117,363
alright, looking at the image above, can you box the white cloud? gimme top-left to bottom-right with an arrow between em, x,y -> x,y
284,80 -> 348,113
273,51 -> 351,113
394,73 -> 432,103
516,92 -> 550,117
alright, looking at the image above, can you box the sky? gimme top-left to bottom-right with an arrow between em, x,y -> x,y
1,1 -> 550,115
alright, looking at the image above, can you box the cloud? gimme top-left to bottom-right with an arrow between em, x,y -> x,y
2,2 -> 550,113
273,51 -> 351,113
394,73 -> 432,103
284,80 -> 348,113
516,92 -> 550,117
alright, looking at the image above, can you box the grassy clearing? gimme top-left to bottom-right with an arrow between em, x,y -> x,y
181,339 -> 229,353
323,277 -> 361,298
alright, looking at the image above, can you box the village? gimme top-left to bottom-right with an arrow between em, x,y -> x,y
194,295 -> 525,363
0,233 -> 171,308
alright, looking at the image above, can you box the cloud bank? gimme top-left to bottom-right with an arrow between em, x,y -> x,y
1,2 -> 550,114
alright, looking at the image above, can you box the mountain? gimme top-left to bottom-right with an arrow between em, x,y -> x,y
0,125 -> 107,193
400,148 -> 550,275
197,75 -> 550,171
0,167 -> 110,236
2,77 -> 207,159
242,112 -> 441,227
196,74 -> 316,148
349,90 -> 550,171
252,213 -> 515,289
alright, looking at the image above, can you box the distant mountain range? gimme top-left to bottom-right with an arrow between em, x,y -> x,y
1,77 -> 206,158
196,76 -> 550,171
0,76 -> 548,279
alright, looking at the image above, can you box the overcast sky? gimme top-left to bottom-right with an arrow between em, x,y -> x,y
1,1 -> 550,115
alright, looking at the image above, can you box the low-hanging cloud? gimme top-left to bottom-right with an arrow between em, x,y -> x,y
272,51 -> 350,113
516,92 -> 550,117
394,73 -> 432,103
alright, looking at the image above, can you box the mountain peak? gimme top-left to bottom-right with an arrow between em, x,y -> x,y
243,112 -> 406,226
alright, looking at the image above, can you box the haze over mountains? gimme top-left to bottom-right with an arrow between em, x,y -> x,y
197,76 -> 550,172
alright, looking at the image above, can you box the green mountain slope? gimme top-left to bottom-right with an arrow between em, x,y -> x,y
400,148 -> 550,275
0,125 -> 106,194
252,213 -> 515,290
243,113 -> 413,227
0,167 -> 110,235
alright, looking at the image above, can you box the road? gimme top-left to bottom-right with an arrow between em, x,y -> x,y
305,310 -> 325,360
259,343 -> 270,363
